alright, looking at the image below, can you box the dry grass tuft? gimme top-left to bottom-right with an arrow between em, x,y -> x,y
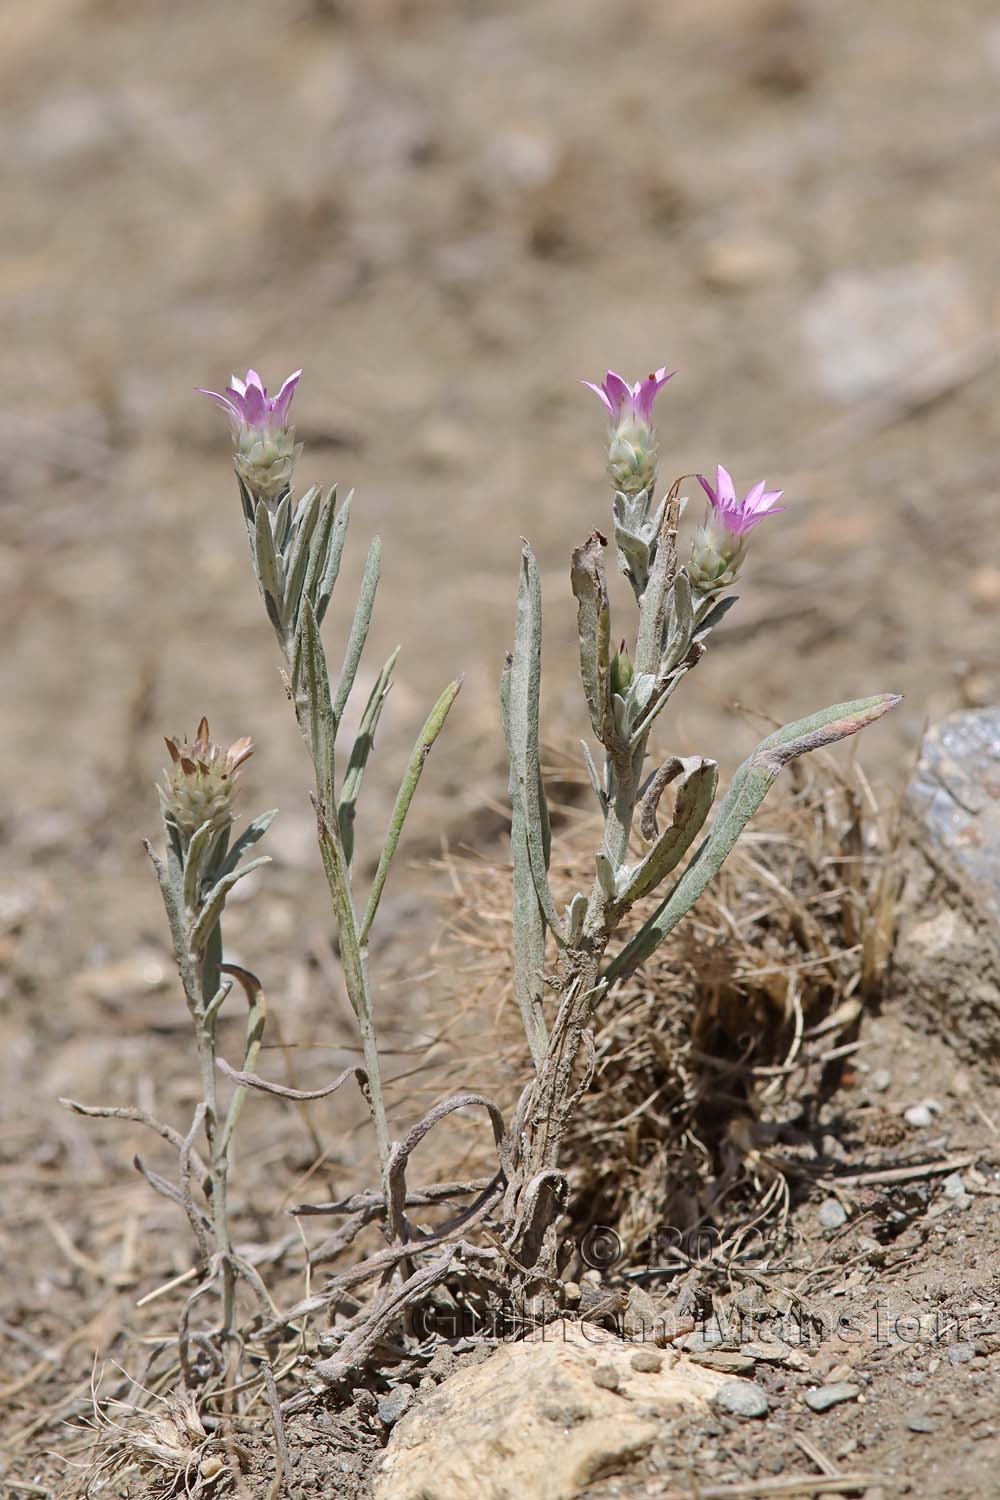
431,745 -> 899,1269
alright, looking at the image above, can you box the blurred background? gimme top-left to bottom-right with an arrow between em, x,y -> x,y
2,0 -> 999,1266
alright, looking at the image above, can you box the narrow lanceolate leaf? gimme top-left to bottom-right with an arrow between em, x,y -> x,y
219,965 -> 267,1158
338,647 -> 399,867
216,809 -> 278,883
191,856 -> 271,952
282,484 -> 324,626
660,570 -> 694,673
359,677 -> 462,945
182,820 -> 218,912
694,593 -> 738,639
604,693 -> 901,987
297,599 -> 337,810
314,488 -> 353,627
634,483 -> 682,675
254,499 -> 284,618
272,491 -> 292,552
332,537 -> 381,726
581,738 -> 608,813
571,533 -> 615,748
501,658 -> 549,1071
507,544 -> 564,941
618,757 -> 718,907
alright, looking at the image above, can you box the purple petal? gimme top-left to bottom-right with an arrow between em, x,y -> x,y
632,367 -> 675,423
272,368 -> 302,422
715,465 -> 737,506
228,373 -> 247,397
244,369 -> 266,396
582,379 -> 614,415
743,480 -> 767,510
697,473 -> 718,505
196,387 -> 242,423
240,381 -> 267,426
601,371 -> 633,419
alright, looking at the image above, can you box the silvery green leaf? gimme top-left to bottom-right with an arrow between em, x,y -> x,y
502,657 -> 549,1070
182,820 -> 217,912
694,593 -> 738,639
254,498 -> 284,620
580,738 -> 608,813
297,598 -> 338,810
332,537 -> 381,726
570,532 -> 615,747
314,488 -> 353,627
236,475 -> 255,526
272,491 -> 292,553
618,757 -> 717,906
338,648 -> 399,867
635,485 -> 683,673
359,676 -> 462,944
191,856 -> 271,952
595,851 -> 619,901
613,521 -> 649,594
604,693 -> 901,986
283,484 -> 323,624
219,966 -> 267,1157
565,891 -> 587,945
627,672 -> 658,719
216,809 -> 278,883
661,570 -> 694,672
507,545 -> 564,941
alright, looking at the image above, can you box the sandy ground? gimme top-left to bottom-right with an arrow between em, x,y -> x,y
3,0 -> 1000,1494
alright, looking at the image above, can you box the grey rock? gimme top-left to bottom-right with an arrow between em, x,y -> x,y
818,1198 -> 848,1231
895,709 -> 1000,1061
591,1362 -> 620,1392
800,264 -> 975,404
630,1349 -> 664,1374
906,1412 -> 936,1433
948,1342 -> 976,1366
871,1069 -> 892,1092
805,1382 -> 860,1412
378,1384 -> 415,1426
713,1380 -> 769,1419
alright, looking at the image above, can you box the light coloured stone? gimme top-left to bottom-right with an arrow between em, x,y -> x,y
373,1322 -> 725,1500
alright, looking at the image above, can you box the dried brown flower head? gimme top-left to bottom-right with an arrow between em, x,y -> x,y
159,716 -> 254,836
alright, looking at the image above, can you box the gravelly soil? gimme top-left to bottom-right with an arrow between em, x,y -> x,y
3,0 -> 1000,1495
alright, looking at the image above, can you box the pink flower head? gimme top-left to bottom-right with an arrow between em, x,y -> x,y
196,368 -> 301,433
697,465 -> 785,538
583,367 -> 674,428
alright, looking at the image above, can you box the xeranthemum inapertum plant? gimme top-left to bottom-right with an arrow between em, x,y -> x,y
65,355 -> 899,1412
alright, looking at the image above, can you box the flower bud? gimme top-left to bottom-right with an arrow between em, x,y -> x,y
688,522 -> 746,593
689,465 -> 785,593
160,718 -> 254,838
197,368 -> 303,505
584,368 -> 674,499
610,641 -> 634,697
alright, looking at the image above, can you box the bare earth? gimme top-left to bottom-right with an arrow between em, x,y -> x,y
2,0 -> 999,1495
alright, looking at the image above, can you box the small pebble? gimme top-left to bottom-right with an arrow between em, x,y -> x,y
630,1349 -> 664,1373
906,1412 -> 936,1433
377,1384 -> 414,1425
948,1343 -> 976,1366
941,1173 -> 970,1207
592,1361 -> 620,1392
714,1380 -> 769,1419
871,1068 -> 892,1092
805,1382 -> 860,1412
904,1102 -> 935,1128
819,1198 -> 848,1231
